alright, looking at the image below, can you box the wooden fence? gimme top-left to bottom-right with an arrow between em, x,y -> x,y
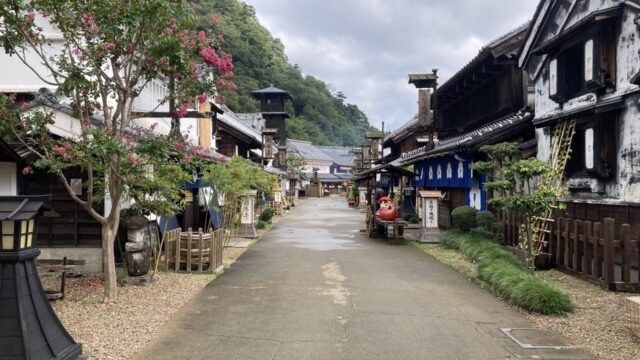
497,210 -> 640,291
550,217 -> 640,291
163,228 -> 224,272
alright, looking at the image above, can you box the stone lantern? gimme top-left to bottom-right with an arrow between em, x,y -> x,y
0,195 -> 82,360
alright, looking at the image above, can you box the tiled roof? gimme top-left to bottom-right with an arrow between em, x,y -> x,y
383,114 -> 420,145
317,146 -> 355,166
235,112 -> 266,133
251,86 -> 293,99
217,105 -> 263,144
287,139 -> 333,162
438,22 -> 530,94
398,109 -> 534,164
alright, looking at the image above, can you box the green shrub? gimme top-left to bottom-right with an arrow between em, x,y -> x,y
259,208 -> 275,222
256,220 -> 267,229
472,211 -> 502,241
451,206 -> 477,231
439,230 -> 573,315
403,213 -> 421,224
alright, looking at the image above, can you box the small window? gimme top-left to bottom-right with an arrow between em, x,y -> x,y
549,58 -> 558,97
584,39 -> 594,82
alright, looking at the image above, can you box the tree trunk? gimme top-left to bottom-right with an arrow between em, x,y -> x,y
101,220 -> 118,302
525,218 -> 535,274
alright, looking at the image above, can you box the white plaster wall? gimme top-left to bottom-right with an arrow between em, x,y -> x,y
617,7 -> 640,93
39,248 -> 103,274
0,13 -> 64,92
180,118 -> 200,146
617,94 -> 640,202
303,164 -> 331,174
534,70 -> 560,118
0,162 -> 17,195
536,127 -> 552,162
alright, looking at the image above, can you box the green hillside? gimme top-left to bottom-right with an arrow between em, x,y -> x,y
189,0 -> 373,146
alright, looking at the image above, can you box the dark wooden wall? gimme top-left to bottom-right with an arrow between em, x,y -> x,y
23,167 -> 102,248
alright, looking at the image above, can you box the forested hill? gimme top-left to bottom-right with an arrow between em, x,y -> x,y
189,0 -> 373,146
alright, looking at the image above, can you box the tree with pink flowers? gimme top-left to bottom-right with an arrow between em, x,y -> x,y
0,0 -> 234,302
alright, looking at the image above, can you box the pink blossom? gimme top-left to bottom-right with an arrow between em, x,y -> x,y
211,15 -> 221,26
53,145 -> 65,155
217,79 -> 226,88
105,43 -> 116,51
127,43 -> 134,55
74,152 -> 83,158
128,154 -> 137,166
184,155 -> 192,163
215,95 -> 225,104
20,102 -> 29,110
175,143 -> 184,150
64,142 -> 72,150
26,12 -> 35,23
197,94 -> 207,104
84,34 -> 93,41
151,122 -> 158,130
21,167 -> 30,175
228,82 -> 237,91
217,34 -> 225,42
9,93 -> 17,101
171,18 -> 177,24
197,31 -> 207,43
176,104 -> 188,118
64,154 -> 72,161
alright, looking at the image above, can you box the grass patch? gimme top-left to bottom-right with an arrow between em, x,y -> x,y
414,243 -> 477,279
433,230 -> 573,315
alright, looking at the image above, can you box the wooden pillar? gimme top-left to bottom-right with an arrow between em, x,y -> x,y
603,218 -> 615,285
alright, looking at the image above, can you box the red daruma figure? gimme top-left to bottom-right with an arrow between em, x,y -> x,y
377,196 -> 397,221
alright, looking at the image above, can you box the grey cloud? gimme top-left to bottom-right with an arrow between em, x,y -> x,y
243,0 -> 539,130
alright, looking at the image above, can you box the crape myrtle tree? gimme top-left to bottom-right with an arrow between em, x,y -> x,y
0,0 -> 236,302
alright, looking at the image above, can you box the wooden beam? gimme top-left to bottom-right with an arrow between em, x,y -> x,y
130,110 -> 221,119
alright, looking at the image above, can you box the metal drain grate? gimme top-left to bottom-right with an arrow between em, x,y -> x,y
500,328 -> 576,349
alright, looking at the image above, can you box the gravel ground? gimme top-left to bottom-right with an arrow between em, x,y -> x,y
416,243 -> 640,360
521,270 -> 640,360
40,215 -> 282,360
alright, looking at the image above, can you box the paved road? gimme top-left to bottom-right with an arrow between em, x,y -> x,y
136,197 -> 592,360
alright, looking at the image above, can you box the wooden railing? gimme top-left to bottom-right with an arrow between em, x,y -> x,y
163,228 -> 224,273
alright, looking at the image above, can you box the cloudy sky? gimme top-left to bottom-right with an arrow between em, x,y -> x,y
242,0 -> 539,131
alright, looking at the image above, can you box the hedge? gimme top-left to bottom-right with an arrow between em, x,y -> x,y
441,230 -> 573,315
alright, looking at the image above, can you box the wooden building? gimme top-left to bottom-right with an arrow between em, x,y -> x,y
516,0 -> 640,287
520,0 -> 640,212
395,23 -> 536,227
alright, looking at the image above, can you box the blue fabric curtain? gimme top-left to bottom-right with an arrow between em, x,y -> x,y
423,153 -> 473,188
158,215 -> 179,236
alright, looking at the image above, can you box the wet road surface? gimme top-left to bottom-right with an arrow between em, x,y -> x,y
135,197 -> 592,360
